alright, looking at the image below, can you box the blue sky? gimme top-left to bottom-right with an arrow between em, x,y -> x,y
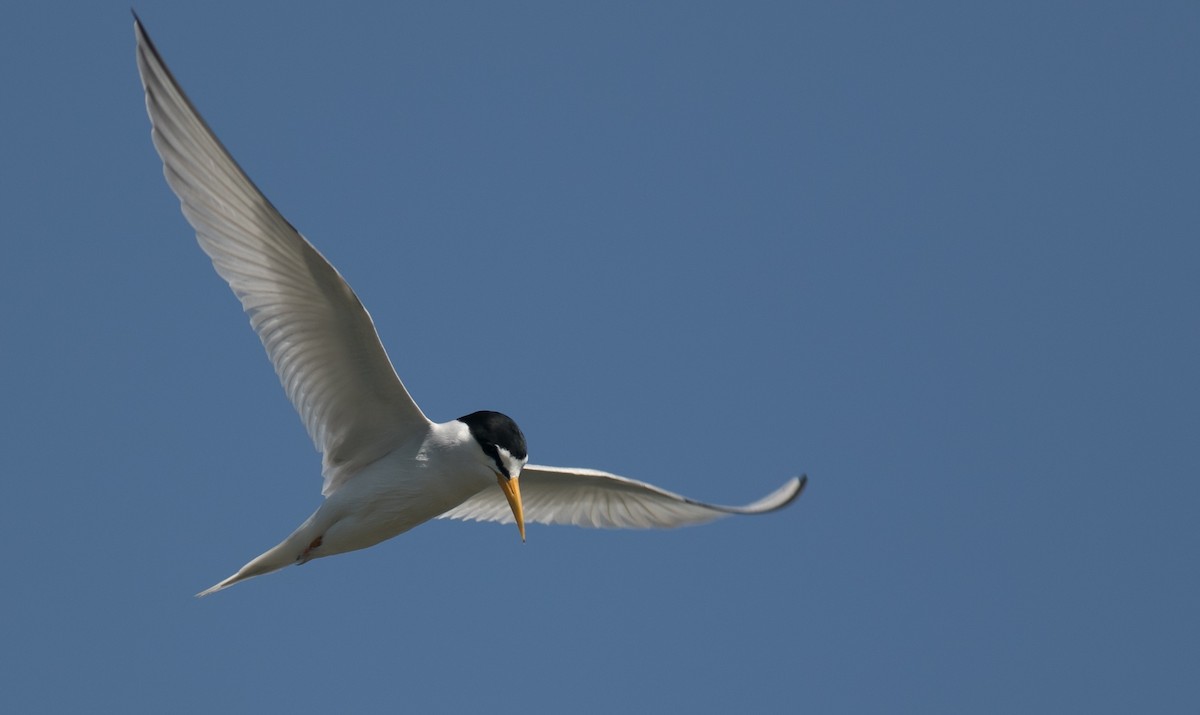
1,2 -> 1197,712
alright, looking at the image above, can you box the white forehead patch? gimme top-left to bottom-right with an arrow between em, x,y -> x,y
495,445 -> 528,478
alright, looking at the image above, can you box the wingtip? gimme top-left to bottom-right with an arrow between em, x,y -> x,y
132,10 -> 155,48
725,474 -> 808,515
776,473 -> 807,510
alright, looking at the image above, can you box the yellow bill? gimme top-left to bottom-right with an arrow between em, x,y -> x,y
497,474 -> 526,542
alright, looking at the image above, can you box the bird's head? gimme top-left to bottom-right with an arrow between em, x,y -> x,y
457,410 -> 528,541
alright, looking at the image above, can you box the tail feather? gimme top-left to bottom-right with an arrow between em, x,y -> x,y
195,544 -> 295,597
196,570 -> 256,598
196,512 -> 323,597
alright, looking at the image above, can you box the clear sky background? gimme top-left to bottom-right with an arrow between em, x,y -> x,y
1,2 -> 1197,712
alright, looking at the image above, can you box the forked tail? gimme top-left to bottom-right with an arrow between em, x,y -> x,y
195,512 -> 323,597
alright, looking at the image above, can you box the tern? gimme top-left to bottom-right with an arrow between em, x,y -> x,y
133,16 -> 807,597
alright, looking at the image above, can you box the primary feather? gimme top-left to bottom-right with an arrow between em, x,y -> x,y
135,18 -> 429,496
440,467 -> 806,529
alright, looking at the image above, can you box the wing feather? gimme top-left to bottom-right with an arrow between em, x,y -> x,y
134,18 -> 429,496
439,466 -> 806,530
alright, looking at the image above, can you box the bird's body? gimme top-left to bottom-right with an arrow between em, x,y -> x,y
133,14 -> 806,597
200,420 -> 497,595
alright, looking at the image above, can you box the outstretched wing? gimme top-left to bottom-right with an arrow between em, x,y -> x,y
439,465 -> 806,529
134,17 -> 430,496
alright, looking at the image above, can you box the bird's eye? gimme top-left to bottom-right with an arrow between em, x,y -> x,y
482,444 -> 507,476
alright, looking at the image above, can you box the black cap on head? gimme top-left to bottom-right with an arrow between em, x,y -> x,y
457,411 -> 528,475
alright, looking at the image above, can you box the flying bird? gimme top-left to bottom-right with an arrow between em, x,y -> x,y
133,15 -> 807,597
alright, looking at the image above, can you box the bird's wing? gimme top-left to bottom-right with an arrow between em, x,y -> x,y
439,465 -> 806,529
134,17 -> 430,496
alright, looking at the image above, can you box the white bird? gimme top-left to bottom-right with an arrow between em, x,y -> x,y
133,15 -> 807,597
